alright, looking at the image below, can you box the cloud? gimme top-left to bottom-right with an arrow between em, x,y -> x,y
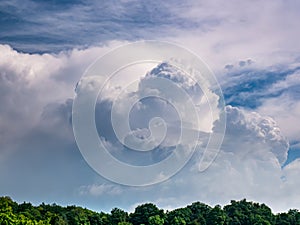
257,93 -> 300,142
71,104 -> 296,213
0,44 -> 117,205
79,184 -> 123,197
0,44 -> 64,148
75,60 -> 221,169
0,39 -> 299,213
0,42 -> 123,151
0,0 -> 203,53
221,65 -> 300,109
106,106 -> 295,213
214,106 -> 289,165
1,0 -> 300,62
220,62 -> 300,143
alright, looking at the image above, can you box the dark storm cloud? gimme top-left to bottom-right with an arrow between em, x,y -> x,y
0,0 -> 212,53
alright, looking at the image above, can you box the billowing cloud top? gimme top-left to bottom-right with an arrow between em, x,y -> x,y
1,0 -> 300,213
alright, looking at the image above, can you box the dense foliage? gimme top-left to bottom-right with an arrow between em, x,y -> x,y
0,196 -> 299,225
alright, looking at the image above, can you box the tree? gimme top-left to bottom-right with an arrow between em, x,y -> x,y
110,208 -> 128,224
172,216 -> 186,225
2,196 -> 300,225
206,205 -> 227,225
288,209 -> 300,224
188,202 -> 211,222
252,215 -> 271,225
0,212 -> 16,225
0,197 -> 17,225
148,215 -> 164,225
87,213 -> 103,225
275,209 -> 300,225
130,203 -> 164,225
47,212 -> 67,225
224,199 -> 274,225
166,207 -> 192,224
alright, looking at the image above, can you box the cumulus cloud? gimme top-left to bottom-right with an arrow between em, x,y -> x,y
0,44 -> 119,203
73,65 -> 298,211
75,61 -> 221,169
258,94 -> 300,142
0,42 -> 122,151
221,63 -> 300,142
0,44 -> 65,149
215,106 -> 289,165
109,106 -> 296,213
0,40 -> 299,213
257,70 -> 300,141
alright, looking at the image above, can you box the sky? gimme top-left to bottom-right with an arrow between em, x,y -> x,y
0,0 -> 300,213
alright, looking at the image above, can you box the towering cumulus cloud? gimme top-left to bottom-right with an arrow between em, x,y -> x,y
0,42 -> 299,212
75,60 -> 220,169
217,106 -> 289,165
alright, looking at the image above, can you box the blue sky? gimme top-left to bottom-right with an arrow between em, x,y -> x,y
0,0 -> 300,213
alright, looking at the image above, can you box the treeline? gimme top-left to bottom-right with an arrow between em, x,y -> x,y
0,196 -> 299,225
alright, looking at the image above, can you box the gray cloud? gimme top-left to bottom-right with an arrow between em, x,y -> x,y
0,30 -> 299,212
3,0 -> 300,56
80,106 -> 295,212
0,0 -> 208,53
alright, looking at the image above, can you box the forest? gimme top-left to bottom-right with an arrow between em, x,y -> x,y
0,196 -> 299,225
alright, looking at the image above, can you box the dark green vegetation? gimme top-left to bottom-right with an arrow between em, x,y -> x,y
1,196 -> 299,225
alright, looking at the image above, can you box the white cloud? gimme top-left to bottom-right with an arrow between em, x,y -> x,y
77,61 -> 221,170
166,1 -> 300,75
217,106 -> 289,165
73,104 -> 297,213
0,44 -> 67,149
115,106 -> 296,213
0,30 -> 300,213
258,93 -> 300,141
79,184 -> 123,197
268,70 -> 300,93
0,42 -> 124,152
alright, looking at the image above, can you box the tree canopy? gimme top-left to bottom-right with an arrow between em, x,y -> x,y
0,196 -> 299,225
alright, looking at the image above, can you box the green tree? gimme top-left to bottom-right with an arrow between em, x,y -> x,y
288,209 -> 300,225
224,199 -> 274,225
187,202 -> 211,223
47,212 -> 67,225
110,208 -> 128,224
118,222 -> 133,225
172,216 -> 186,225
0,197 -> 17,225
130,203 -> 164,225
148,215 -> 164,225
252,215 -> 271,225
0,212 -> 16,225
275,209 -> 300,225
166,207 -> 192,224
100,213 -> 110,225
206,205 -> 227,225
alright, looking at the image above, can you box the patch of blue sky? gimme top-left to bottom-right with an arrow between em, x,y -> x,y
283,143 -> 300,167
222,67 -> 300,109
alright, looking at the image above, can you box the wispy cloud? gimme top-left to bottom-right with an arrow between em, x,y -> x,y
3,0 -> 300,55
79,184 -> 123,197
0,0 -> 206,52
